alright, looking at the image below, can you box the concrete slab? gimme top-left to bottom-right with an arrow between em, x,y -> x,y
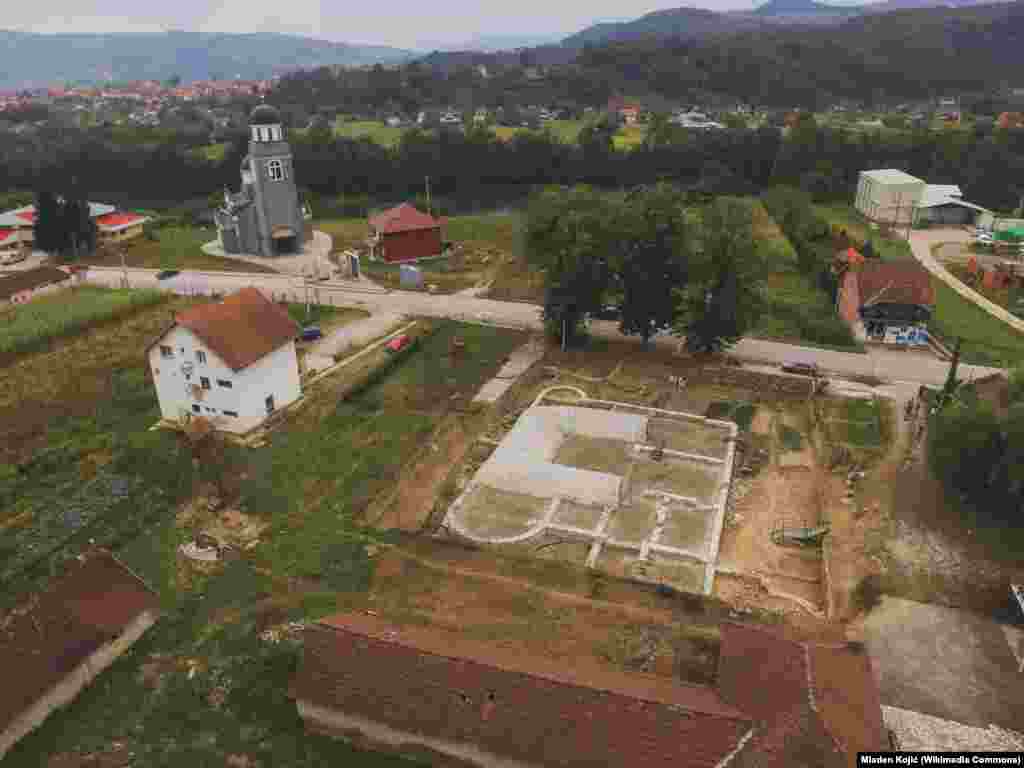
862,596 -> 1024,730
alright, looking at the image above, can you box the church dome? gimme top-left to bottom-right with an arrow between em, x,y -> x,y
249,104 -> 282,125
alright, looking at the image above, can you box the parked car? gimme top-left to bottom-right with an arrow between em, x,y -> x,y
590,304 -> 621,321
781,361 -> 820,377
300,325 -> 322,341
386,334 -> 412,353
156,269 -> 180,280
974,233 -> 995,246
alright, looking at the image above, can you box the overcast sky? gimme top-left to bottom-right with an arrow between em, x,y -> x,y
5,0 -> 869,50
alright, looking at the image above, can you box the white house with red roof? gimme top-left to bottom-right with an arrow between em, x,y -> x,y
147,287 -> 301,433
0,202 -> 149,254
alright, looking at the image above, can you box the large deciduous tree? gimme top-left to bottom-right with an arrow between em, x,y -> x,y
526,186 -> 611,345
679,197 -> 766,354
610,184 -> 693,347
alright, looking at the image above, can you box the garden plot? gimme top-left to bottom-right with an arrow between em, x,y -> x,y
441,397 -> 737,594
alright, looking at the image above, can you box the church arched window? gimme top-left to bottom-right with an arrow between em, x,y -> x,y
267,159 -> 285,181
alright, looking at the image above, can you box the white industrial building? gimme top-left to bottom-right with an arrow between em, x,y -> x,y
147,287 -> 301,433
855,170 -> 990,228
854,169 -> 926,225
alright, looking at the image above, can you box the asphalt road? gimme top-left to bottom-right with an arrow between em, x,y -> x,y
85,265 -> 1003,388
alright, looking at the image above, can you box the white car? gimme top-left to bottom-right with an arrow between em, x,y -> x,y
974,233 -> 994,246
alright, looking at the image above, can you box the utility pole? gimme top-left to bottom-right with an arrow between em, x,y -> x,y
425,176 -> 431,215
120,248 -> 128,289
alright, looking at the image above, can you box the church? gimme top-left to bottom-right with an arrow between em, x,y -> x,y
215,105 -> 310,258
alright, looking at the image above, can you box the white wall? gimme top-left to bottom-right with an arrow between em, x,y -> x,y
855,173 -> 925,224
149,326 -> 301,433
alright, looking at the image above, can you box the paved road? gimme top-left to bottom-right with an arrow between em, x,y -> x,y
86,265 -> 1003,388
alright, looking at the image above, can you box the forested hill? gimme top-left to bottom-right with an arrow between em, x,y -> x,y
0,30 -> 414,89
565,1 -> 1024,107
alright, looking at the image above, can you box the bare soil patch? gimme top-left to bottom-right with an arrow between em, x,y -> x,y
366,547 -> 720,684
368,416 -> 472,531
553,501 -> 604,531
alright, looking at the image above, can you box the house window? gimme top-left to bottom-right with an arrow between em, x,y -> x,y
255,126 -> 263,142
200,377 -> 211,390
267,159 -> 285,181
217,379 -> 232,388
206,407 -> 216,413
192,404 -> 200,413
196,350 -> 207,364
159,345 -> 173,358
223,410 -> 238,417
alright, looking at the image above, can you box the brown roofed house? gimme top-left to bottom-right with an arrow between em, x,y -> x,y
147,287 -> 301,433
0,550 -> 160,760
836,261 -> 934,345
0,265 -> 71,305
367,203 -> 443,263
292,614 -> 886,768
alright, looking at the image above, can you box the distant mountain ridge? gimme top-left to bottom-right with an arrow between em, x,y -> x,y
0,30 -> 414,89
560,0 -> 1016,46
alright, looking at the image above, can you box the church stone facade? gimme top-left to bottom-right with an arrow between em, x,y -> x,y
215,105 -> 309,258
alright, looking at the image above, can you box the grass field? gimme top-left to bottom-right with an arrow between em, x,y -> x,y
612,124 -> 647,149
929,274 -> 1024,366
753,201 -> 862,350
85,226 -> 277,273
333,119 -> 405,148
0,286 -> 166,360
3,317 -> 526,767
814,203 -> 914,261
188,142 -> 229,162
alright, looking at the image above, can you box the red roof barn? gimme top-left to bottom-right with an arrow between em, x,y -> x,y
0,550 -> 160,759
368,203 -> 443,263
291,615 -> 886,768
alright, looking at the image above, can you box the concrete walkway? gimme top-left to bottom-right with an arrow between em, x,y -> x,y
908,229 -> 1024,335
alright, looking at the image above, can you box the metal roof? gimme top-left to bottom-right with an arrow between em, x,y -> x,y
860,169 -> 925,186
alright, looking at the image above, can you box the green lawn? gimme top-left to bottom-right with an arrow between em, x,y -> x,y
333,119 -> 405,148
3,317 -> 526,767
929,275 -> 1024,367
612,124 -> 647,150
188,142 -> 229,162
814,203 -> 914,262
84,226 -> 277,273
0,286 -> 166,360
753,201 -> 862,350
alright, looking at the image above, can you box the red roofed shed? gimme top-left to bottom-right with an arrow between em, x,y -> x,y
368,203 -> 443,263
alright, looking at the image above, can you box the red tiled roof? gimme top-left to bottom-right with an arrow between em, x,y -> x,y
96,212 -> 145,231
809,644 -> 888,763
0,550 -> 159,736
856,262 -> 935,307
0,266 -> 70,301
717,623 -> 808,721
368,203 -> 441,235
172,287 -> 298,371
15,210 -> 35,223
840,247 -> 864,266
295,612 -> 753,768
0,228 -> 15,243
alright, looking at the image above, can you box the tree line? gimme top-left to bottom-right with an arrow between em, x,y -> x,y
928,370 -> 1024,526
526,184 -> 766,353
5,112 -> 1024,215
